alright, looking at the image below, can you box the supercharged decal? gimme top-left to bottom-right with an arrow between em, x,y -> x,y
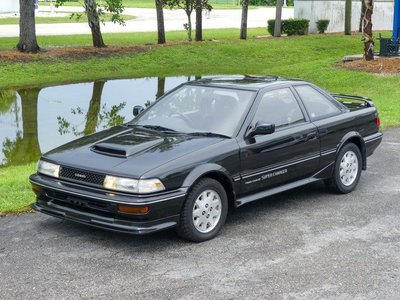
245,169 -> 288,185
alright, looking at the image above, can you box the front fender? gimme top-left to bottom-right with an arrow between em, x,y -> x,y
182,163 -> 234,188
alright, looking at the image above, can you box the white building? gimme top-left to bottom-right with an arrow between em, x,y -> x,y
294,0 -> 394,33
0,0 -> 19,13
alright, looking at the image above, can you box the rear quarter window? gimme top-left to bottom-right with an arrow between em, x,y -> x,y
294,85 -> 342,121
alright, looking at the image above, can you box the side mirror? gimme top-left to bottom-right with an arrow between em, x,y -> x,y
247,122 -> 275,138
133,105 -> 144,117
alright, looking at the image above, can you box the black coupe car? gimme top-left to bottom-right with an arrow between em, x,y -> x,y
30,76 -> 382,242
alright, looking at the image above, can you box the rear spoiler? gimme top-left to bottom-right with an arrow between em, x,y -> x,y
331,93 -> 375,108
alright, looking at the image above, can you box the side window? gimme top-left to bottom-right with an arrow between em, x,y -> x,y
253,88 -> 305,129
294,85 -> 341,121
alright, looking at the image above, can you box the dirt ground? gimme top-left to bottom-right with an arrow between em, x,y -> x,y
0,45 -> 156,62
343,56 -> 400,74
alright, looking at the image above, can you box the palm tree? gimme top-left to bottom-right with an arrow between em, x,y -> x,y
362,0 -> 374,60
155,0 -> 166,44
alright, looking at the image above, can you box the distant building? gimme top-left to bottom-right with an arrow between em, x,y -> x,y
0,0 -> 19,14
294,0 -> 394,33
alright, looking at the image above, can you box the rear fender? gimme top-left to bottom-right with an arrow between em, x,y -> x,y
337,132 -> 367,170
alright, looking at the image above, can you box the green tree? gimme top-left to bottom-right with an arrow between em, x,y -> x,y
240,0 -> 249,39
274,0 -> 284,37
56,0 -> 125,47
155,0 -> 166,44
165,0 -> 211,41
17,0 -> 40,53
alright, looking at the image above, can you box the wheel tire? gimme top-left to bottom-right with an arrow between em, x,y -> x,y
176,178 -> 228,242
328,143 -> 362,194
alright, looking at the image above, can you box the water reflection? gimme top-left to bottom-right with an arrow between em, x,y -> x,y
0,76 -> 198,167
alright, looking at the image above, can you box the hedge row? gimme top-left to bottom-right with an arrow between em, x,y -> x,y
267,19 -> 310,36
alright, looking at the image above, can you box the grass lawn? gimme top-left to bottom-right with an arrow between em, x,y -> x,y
0,163 -> 35,215
0,29 -> 398,214
0,13 -> 135,25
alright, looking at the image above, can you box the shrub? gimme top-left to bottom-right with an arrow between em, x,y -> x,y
283,18 -> 309,35
267,18 -> 310,36
316,19 -> 330,34
267,19 -> 276,35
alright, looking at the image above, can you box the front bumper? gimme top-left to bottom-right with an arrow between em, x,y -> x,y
30,174 -> 187,235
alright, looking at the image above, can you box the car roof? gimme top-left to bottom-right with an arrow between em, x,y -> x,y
188,75 -> 308,91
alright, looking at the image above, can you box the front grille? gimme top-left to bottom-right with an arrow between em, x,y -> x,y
59,166 -> 105,186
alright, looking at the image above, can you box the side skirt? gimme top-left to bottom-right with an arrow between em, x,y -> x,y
235,162 -> 334,207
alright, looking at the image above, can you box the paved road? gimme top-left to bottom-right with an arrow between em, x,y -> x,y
1,128 -> 399,299
0,7 -> 293,37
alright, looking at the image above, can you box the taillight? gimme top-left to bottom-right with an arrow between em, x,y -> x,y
376,116 -> 381,127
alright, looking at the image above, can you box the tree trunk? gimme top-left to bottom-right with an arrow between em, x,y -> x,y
156,77 -> 166,99
362,0 -> 374,60
240,0 -> 248,39
359,0 -> 366,32
195,0 -> 202,41
274,0 -> 283,37
84,0 -> 106,48
17,0 -> 40,53
84,81 -> 105,135
155,0 -> 166,44
185,10 -> 193,41
345,0 -> 352,35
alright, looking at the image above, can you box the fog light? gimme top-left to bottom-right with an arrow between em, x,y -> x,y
118,205 -> 149,214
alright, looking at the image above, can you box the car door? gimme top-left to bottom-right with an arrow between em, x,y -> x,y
238,86 -> 320,195
292,84 -> 346,168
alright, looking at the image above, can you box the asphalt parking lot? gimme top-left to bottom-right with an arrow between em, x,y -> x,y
0,128 -> 399,299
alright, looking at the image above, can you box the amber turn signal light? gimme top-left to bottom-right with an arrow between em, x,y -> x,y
118,205 -> 149,214
31,184 -> 42,195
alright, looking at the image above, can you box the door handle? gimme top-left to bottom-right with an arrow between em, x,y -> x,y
306,132 -> 317,140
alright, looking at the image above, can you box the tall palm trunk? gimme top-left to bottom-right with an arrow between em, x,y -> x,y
274,0 -> 283,37
195,0 -> 202,41
84,0 -> 105,48
344,0 -> 352,35
359,0 -> 366,32
240,0 -> 249,39
156,0 -> 166,44
362,0 -> 374,60
17,0 -> 40,53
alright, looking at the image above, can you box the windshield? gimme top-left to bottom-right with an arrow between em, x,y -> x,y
131,84 -> 255,137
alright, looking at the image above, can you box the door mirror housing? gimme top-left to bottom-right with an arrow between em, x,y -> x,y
247,122 -> 275,138
133,105 -> 144,117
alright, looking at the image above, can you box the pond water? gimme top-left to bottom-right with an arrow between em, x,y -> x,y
0,76 -> 198,167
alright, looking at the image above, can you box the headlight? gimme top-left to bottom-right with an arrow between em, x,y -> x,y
103,176 -> 165,194
37,160 -> 60,178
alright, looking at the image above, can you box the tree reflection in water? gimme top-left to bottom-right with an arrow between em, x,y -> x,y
57,81 -> 127,136
2,88 -> 41,166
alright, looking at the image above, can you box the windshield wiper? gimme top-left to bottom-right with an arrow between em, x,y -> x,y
142,125 -> 178,132
187,132 -> 231,139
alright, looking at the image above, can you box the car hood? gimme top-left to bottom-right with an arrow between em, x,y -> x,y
42,126 -> 224,178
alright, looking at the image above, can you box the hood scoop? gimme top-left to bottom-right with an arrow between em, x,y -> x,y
91,139 -> 164,158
